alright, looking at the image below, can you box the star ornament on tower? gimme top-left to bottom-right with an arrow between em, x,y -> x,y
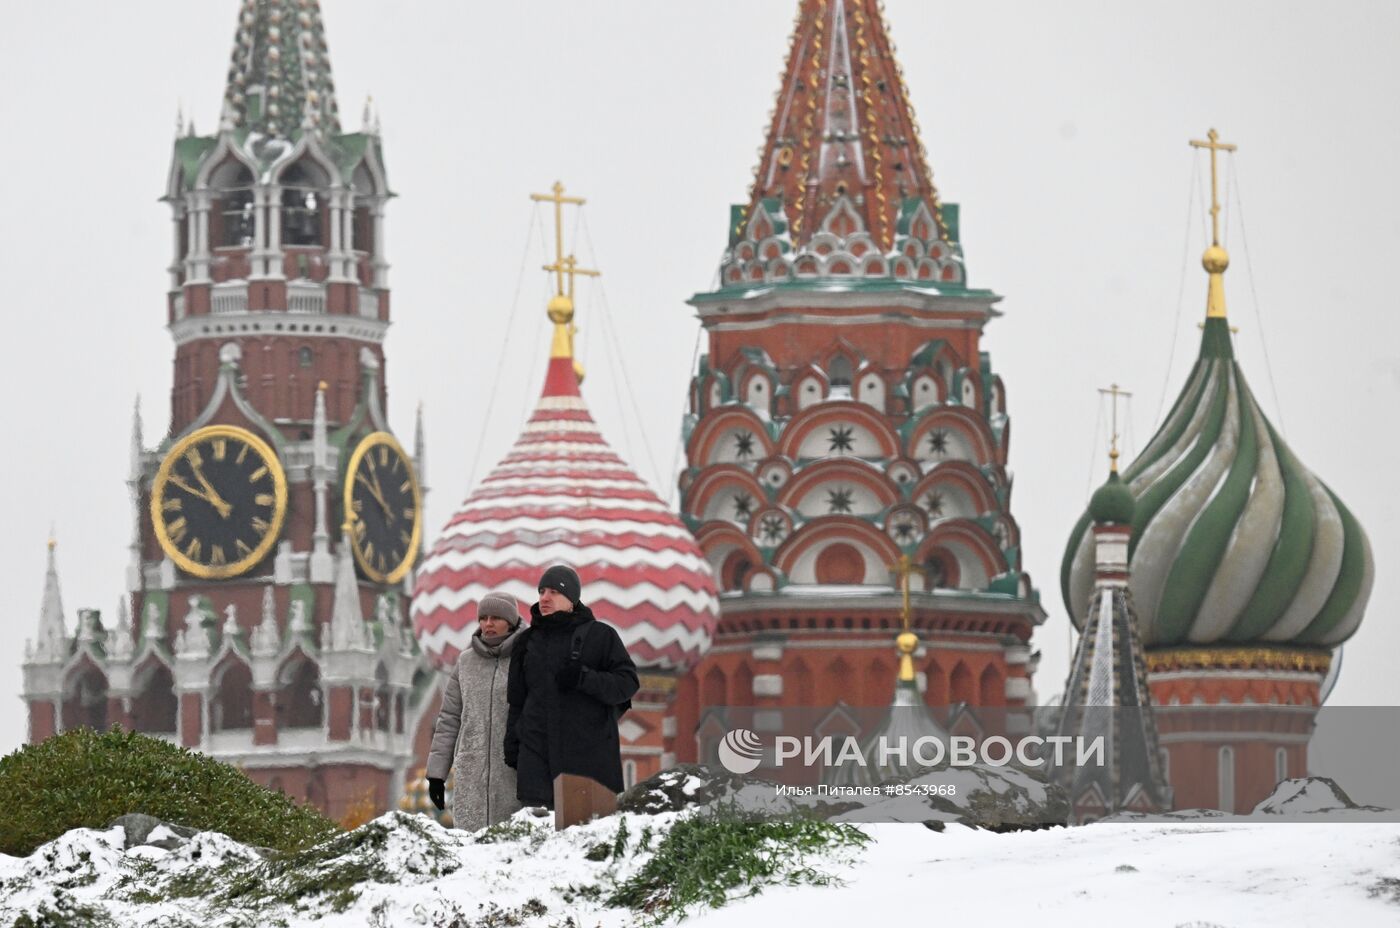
733,493 -> 755,521
759,514 -> 787,545
826,487 -> 855,514
828,425 -> 855,454
734,431 -> 756,459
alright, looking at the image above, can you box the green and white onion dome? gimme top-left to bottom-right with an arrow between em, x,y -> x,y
1062,317 -> 1374,648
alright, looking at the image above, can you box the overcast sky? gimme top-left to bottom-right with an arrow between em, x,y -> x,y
2,1 -> 1396,755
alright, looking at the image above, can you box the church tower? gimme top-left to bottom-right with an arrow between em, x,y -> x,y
672,0 -> 1045,761
1053,451 -> 1170,822
1062,131 -> 1375,813
22,0 -> 427,822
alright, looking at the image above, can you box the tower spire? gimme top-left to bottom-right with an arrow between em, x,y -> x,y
747,0 -> 945,248
1189,128 -> 1237,319
221,0 -> 341,139
328,519 -> 369,651
31,535 -> 68,663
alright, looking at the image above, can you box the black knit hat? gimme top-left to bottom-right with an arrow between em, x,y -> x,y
538,565 -> 581,605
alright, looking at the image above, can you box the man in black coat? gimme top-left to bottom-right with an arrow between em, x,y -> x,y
503,565 -> 640,809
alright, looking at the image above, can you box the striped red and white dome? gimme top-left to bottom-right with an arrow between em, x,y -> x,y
412,349 -> 720,672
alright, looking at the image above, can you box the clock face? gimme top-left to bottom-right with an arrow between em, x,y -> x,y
343,431 -> 421,584
151,425 -> 287,579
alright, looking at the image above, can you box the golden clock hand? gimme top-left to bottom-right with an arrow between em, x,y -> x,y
168,473 -> 231,518
188,460 -> 233,519
367,465 -> 396,525
355,472 -> 394,522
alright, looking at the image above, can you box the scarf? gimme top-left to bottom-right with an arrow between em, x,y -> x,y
471,624 -> 524,659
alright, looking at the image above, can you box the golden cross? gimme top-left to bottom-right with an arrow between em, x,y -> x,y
1189,128 -> 1237,247
530,181 -> 599,298
543,253 -> 600,302
1098,383 -> 1132,470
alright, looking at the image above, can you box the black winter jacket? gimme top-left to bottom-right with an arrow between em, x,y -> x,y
503,602 -> 639,806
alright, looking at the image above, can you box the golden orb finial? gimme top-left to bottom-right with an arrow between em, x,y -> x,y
1202,244 -> 1230,274
547,294 -> 574,325
897,630 -> 918,655
317,380 -> 328,393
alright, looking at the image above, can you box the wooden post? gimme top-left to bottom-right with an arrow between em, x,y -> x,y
552,773 -> 617,831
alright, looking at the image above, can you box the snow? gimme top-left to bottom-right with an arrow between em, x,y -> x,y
685,822 -> 1400,927
1252,777 -> 1379,815
1,808 -> 1398,926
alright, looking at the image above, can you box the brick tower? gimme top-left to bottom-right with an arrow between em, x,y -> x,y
21,0 -> 430,822
671,0 -> 1046,763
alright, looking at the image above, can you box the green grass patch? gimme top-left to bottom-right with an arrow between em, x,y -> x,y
0,728 -> 338,857
607,805 -> 870,924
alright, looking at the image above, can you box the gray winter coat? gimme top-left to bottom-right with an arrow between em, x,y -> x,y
426,626 -> 524,831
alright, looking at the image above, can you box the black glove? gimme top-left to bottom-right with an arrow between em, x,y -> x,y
555,660 -> 587,692
427,777 -> 445,811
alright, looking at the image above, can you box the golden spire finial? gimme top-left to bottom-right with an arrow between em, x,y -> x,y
1098,383 -> 1132,473
529,182 -> 600,369
1189,128 -> 1237,319
892,554 -> 918,682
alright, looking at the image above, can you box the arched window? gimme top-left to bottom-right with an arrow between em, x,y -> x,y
211,658 -> 254,731
828,354 -> 853,388
130,659 -> 178,733
351,165 -> 375,255
623,760 -> 638,789
277,655 -> 323,730
374,663 -> 391,733
280,162 -> 326,246
720,550 -> 752,593
62,663 -> 109,732
1218,745 -> 1236,813
216,165 -> 256,248
1275,747 -> 1288,785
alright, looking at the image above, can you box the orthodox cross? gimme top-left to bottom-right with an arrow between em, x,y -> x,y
530,181 -> 599,299
1189,128 -> 1236,248
1098,382 -> 1132,471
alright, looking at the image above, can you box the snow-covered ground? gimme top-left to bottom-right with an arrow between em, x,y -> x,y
688,821 -> 1400,927
2,809 -> 1397,926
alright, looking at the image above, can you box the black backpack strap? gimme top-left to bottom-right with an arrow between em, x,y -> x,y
569,620 -> 593,662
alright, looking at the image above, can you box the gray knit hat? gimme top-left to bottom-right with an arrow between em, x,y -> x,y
477,591 -> 521,628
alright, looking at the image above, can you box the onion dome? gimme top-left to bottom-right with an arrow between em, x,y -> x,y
1088,466 -> 1135,526
412,207 -> 719,671
1063,139 -> 1373,649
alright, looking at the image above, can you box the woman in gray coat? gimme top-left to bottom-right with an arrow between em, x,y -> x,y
426,592 -> 525,831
